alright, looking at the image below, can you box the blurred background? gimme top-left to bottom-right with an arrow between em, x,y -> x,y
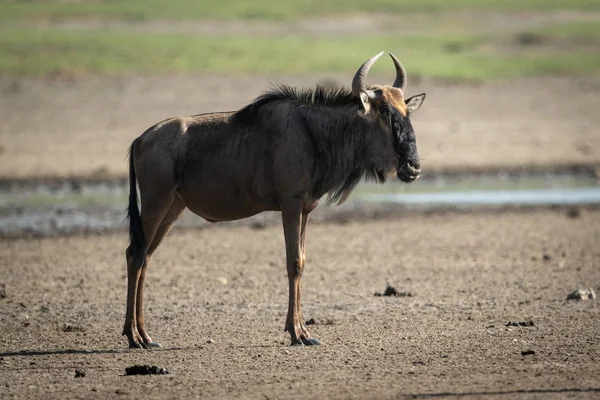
0,0 -> 599,235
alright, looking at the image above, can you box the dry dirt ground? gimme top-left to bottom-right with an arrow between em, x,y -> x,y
1,208 -> 599,399
1,75 -> 599,180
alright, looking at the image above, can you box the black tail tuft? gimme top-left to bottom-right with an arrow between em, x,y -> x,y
127,140 -> 146,267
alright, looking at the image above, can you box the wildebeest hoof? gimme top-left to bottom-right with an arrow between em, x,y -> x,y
291,337 -> 322,346
302,337 -> 322,346
129,341 -> 145,349
129,339 -> 161,349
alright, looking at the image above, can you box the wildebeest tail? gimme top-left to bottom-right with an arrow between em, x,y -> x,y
127,140 -> 146,267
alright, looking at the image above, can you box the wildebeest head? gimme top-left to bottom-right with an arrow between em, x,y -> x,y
352,52 -> 426,183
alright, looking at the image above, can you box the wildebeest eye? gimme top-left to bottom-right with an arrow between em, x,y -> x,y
389,108 -> 403,135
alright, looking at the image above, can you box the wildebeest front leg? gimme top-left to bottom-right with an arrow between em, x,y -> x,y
297,213 -> 315,340
281,202 -> 321,346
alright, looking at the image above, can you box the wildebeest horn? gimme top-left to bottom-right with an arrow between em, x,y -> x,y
389,52 -> 407,91
352,52 -> 384,99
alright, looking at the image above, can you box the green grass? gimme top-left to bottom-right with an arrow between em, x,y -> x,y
2,28 -> 600,79
2,0 -> 600,21
531,22 -> 600,41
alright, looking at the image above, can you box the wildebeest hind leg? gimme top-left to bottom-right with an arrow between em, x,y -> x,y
124,246 -> 145,348
123,180 -> 178,349
136,196 -> 186,348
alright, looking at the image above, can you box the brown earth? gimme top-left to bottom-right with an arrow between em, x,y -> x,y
1,208 -> 599,399
1,75 -> 599,180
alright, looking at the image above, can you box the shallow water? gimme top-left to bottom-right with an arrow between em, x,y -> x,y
359,188 -> 600,207
1,171 -> 598,238
354,172 -> 600,207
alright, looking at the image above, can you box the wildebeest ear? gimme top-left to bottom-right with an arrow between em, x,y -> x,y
357,92 -> 373,116
405,93 -> 426,115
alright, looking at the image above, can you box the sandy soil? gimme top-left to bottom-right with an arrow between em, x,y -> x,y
1,208 -> 598,399
1,75 -> 599,180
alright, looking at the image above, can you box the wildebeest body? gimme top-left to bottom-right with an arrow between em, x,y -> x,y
123,53 -> 426,348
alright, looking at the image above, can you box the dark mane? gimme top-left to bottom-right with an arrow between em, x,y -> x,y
232,84 -> 358,125
231,83 -> 386,206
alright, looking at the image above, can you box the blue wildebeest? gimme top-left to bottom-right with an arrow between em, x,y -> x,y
124,52 -> 426,348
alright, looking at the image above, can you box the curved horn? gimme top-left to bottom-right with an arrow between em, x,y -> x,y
352,52 -> 384,98
389,52 -> 407,91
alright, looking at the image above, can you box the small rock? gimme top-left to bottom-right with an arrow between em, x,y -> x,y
206,338 -> 215,344
542,254 -> 552,261
521,350 -> 536,356
75,369 -> 86,378
125,365 -> 169,376
567,288 -> 596,301
62,323 -> 85,333
506,321 -> 535,327
375,285 -> 414,297
566,208 -> 581,219
0,284 -> 6,299
19,302 -> 27,308
217,277 -> 228,285
305,317 -> 334,326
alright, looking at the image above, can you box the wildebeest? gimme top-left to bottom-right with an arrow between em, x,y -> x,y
123,52 -> 426,348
